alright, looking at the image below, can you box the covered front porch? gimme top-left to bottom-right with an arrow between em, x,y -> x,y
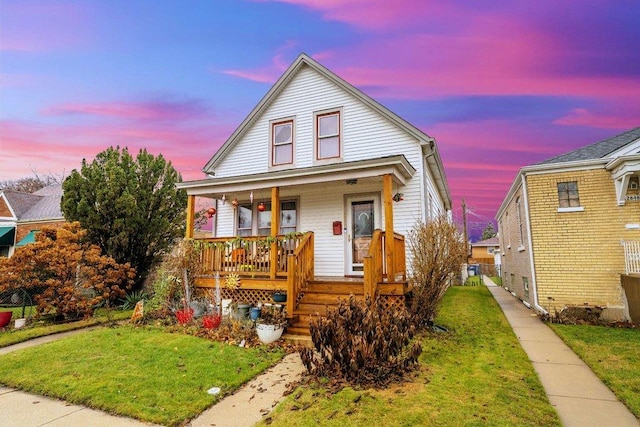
179,159 -> 416,333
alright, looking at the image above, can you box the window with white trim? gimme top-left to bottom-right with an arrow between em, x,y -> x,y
516,196 -> 524,248
316,111 -> 341,160
235,200 -> 298,236
557,181 -> 580,208
272,120 -> 293,166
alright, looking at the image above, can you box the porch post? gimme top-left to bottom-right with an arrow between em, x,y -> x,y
186,195 -> 195,239
270,187 -> 280,279
383,174 -> 395,280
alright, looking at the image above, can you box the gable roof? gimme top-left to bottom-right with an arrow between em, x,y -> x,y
472,236 -> 499,246
202,53 -> 451,209
2,191 -> 41,219
21,184 -> 64,221
0,185 -> 63,222
539,127 -> 640,165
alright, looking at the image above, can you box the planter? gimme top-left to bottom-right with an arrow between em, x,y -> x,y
0,311 -> 12,328
249,307 -> 261,321
234,303 -> 251,320
256,323 -> 285,344
14,318 -> 26,329
272,293 -> 287,303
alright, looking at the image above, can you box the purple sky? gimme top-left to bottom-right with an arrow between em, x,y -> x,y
1,0 -> 639,240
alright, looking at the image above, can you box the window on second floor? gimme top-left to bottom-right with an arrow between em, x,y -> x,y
272,120 -> 293,166
557,181 -> 580,208
316,111 -> 341,160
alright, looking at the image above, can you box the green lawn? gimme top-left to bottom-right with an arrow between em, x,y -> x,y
0,309 -> 133,348
549,323 -> 640,417
261,287 -> 560,426
0,326 -> 285,426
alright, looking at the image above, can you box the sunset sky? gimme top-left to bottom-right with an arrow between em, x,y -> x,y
1,0 -> 639,239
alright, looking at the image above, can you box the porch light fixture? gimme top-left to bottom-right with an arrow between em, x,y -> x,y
346,179 -> 357,185
207,207 -> 217,218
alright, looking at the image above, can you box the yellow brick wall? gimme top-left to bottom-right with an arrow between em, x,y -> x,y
498,185 -> 534,303
526,168 -> 640,313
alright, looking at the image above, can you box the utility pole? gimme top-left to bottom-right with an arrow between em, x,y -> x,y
462,198 -> 468,256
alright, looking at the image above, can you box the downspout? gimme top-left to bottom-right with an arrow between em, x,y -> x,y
521,173 -> 545,313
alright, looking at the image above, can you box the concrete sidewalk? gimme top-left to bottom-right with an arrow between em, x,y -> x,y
484,276 -> 639,427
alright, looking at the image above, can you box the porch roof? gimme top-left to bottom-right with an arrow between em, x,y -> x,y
178,155 -> 416,197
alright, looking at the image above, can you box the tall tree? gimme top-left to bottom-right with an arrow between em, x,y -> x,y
481,222 -> 497,240
61,147 -> 187,289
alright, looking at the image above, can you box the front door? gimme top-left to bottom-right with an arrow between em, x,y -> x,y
346,195 -> 380,275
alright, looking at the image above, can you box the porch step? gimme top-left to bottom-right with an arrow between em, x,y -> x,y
281,333 -> 313,347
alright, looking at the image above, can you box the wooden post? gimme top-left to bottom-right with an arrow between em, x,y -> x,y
286,253 -> 295,316
186,195 -> 195,239
383,174 -> 395,281
270,187 -> 280,279
363,255 -> 375,303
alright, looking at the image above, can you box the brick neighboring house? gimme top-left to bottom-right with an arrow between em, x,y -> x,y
0,184 -> 65,257
496,127 -> 640,321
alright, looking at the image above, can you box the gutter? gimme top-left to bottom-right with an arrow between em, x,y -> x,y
520,173 -> 545,314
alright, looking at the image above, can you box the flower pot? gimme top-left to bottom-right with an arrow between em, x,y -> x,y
272,293 -> 287,303
0,311 -> 12,328
14,318 -> 26,329
234,303 -> 251,320
249,307 -> 261,321
256,323 -> 285,344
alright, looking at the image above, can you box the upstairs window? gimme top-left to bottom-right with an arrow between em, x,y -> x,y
272,120 -> 293,166
316,111 -> 341,160
558,181 -> 580,208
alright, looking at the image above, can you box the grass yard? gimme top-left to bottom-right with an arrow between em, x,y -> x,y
549,323 -> 640,417
0,309 -> 133,348
0,326 -> 285,426
262,286 -> 560,426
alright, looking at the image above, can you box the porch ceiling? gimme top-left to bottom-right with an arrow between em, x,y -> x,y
178,155 -> 416,197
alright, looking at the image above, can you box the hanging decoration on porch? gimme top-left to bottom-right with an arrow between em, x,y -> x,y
221,194 -> 226,204
257,202 -> 266,212
393,193 -> 404,202
231,198 -> 239,209
207,207 -> 217,218
250,191 -> 254,203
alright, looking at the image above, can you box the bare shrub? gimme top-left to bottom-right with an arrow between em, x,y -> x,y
299,296 -> 422,388
407,215 -> 467,328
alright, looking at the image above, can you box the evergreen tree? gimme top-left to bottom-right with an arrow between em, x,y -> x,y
62,147 -> 186,289
481,222 -> 497,240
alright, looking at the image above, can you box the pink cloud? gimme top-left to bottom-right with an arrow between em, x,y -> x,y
220,41 -> 298,83
554,108 -> 640,130
264,0 -> 447,30
0,118 -> 232,182
44,99 -> 211,122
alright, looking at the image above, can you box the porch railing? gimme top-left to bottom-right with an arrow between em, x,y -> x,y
622,240 -> 640,274
363,229 -> 406,299
286,232 -> 314,316
195,233 -> 304,278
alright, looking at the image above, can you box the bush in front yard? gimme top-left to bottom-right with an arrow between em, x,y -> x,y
299,296 -> 422,388
0,222 -> 134,320
407,215 -> 467,328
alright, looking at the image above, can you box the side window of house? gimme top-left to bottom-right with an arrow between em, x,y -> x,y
557,181 -> 580,208
523,277 -> 529,298
516,197 -> 524,248
316,111 -> 341,160
237,204 -> 253,237
272,120 -> 293,166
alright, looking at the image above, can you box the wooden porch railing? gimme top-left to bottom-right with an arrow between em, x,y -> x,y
363,229 -> 406,300
286,232 -> 314,316
194,233 -> 304,278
